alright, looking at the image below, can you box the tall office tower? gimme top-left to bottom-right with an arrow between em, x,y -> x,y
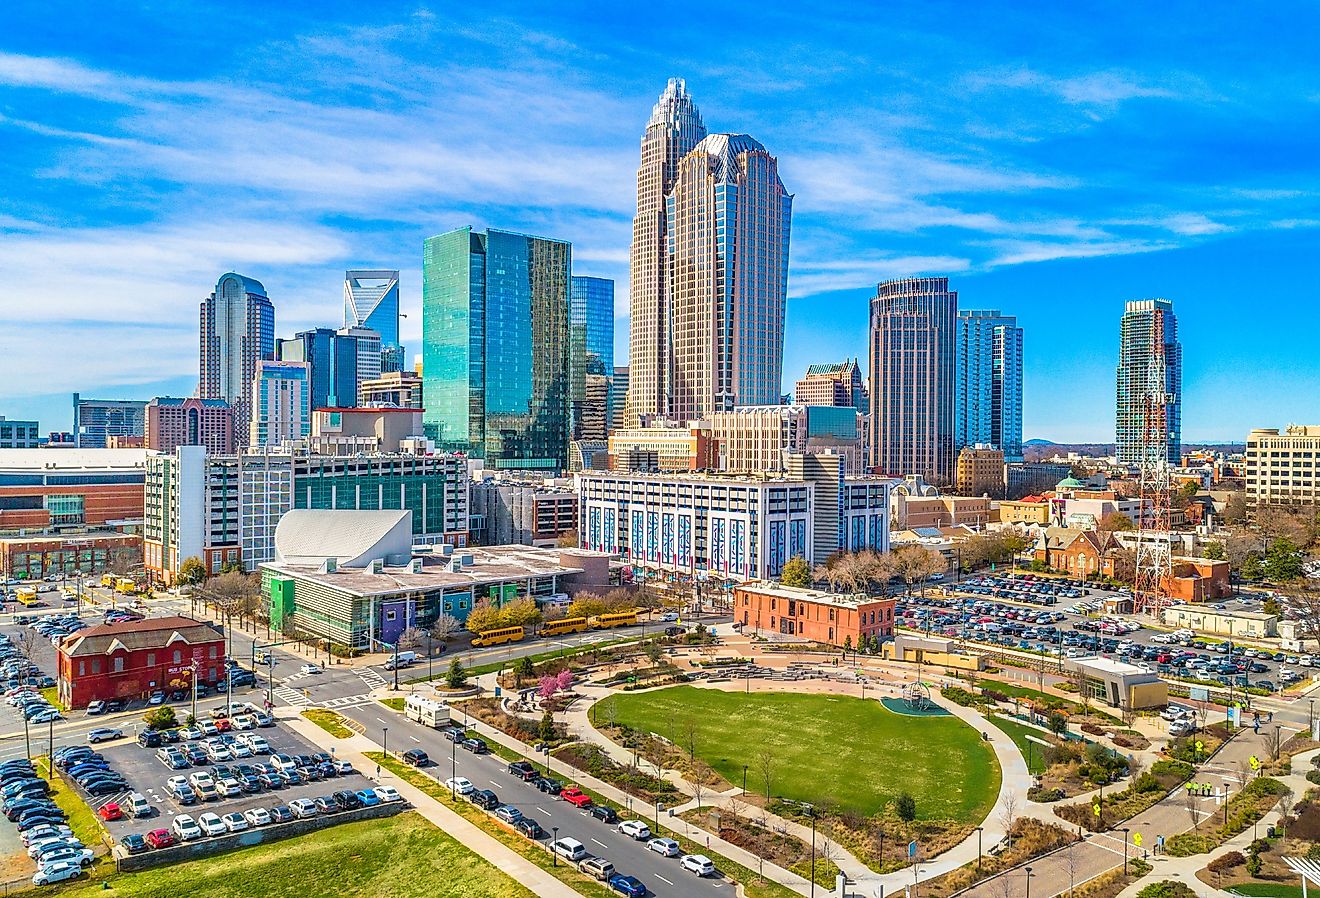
338,326 -> 383,397
955,310 -> 1024,462
666,133 -> 792,420
869,277 -> 958,483
146,397 -> 235,453
794,360 -> 868,413
344,270 -> 403,372
627,78 -> 708,426
1116,299 -> 1182,465
569,276 -> 615,440
277,328 -> 359,410
71,395 -> 147,449
423,227 -> 571,470
199,272 -> 275,448
249,361 -> 311,447
609,367 -> 629,433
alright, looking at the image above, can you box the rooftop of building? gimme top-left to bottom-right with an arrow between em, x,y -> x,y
262,544 -> 603,598
578,470 -> 809,485
0,449 -> 148,471
60,616 -> 223,657
735,580 -> 891,608
1165,604 -> 1274,621
274,509 -> 413,566
0,529 -> 140,545
313,406 -> 424,414
149,397 -> 231,408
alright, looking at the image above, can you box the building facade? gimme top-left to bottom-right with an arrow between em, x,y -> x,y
1006,462 -> 1074,498
955,446 -> 1006,496
0,418 -> 39,449
627,79 -> 708,427
145,397 -> 235,455
609,367 -> 629,433
607,424 -> 716,471
870,277 -> 957,483
734,582 -> 894,647
0,531 -> 141,582
344,270 -> 403,373
360,371 -> 423,409
249,361 -> 311,447
955,310 -> 1023,461
709,406 -> 867,476
569,276 -> 615,440
199,273 -> 275,449
1116,299 -> 1182,466
1244,426 -> 1320,508
793,360 -> 867,413
276,327 -> 360,410
143,446 -> 240,584
469,478 -> 579,547
71,395 -> 147,449
57,616 -> 226,709
0,449 -> 146,532
423,227 -> 571,471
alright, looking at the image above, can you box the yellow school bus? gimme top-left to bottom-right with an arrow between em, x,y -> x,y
16,589 -> 39,606
539,616 -> 589,638
114,578 -> 137,595
101,574 -> 116,587
589,610 -> 638,630
471,626 -> 525,648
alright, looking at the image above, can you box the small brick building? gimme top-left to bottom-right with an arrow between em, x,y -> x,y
57,616 -> 226,709
734,581 -> 895,648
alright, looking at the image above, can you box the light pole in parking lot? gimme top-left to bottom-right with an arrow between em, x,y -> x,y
551,826 -> 559,866
22,716 -> 30,768
806,803 -> 817,898
451,737 -> 457,798
46,717 -> 53,776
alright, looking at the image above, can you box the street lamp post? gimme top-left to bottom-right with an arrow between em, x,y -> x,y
383,727 -> 389,761
552,826 -> 559,866
808,804 -> 817,898
1025,866 -> 1034,898
1310,699 -> 1315,735
22,716 -> 30,767
742,764 -> 748,797
655,799 -> 661,833
975,826 -> 983,874
1120,828 -> 1129,875
451,738 -> 457,797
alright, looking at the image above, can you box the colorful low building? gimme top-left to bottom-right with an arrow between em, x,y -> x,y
0,531 -> 141,582
732,581 -> 895,648
56,616 -> 226,709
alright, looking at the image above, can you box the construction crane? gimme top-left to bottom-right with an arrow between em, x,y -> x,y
1133,311 -> 1174,616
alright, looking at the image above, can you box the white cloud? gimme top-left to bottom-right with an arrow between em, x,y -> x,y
964,66 -> 1190,108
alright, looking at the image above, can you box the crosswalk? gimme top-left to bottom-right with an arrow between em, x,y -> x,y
355,667 -> 387,689
320,694 -> 372,710
272,686 -> 311,707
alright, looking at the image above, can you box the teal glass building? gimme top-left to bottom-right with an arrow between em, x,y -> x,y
423,227 -> 571,470
569,275 -> 615,439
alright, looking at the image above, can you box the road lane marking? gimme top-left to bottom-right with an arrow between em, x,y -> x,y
591,837 -> 607,848
656,875 -> 673,885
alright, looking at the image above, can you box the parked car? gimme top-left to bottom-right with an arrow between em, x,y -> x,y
461,738 -> 489,754
288,798 -> 318,819
144,828 -> 175,849
87,727 -> 123,744
197,812 -> 227,836
515,818 -> 548,840
507,760 -> 537,780
242,807 -> 272,827
579,857 -> 616,881
171,814 -> 203,841
608,873 -> 648,898
534,777 -> 563,795
618,819 -> 651,840
589,805 -> 619,824
552,837 -> 587,862
374,786 -> 402,804
120,833 -> 149,854
681,854 -> 716,876
560,787 -> 593,808
220,812 -> 249,833
469,789 -> 499,810
97,802 -> 124,821
401,749 -> 430,767
32,861 -> 84,886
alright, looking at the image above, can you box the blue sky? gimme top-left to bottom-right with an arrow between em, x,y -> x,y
2,1 -> 1318,442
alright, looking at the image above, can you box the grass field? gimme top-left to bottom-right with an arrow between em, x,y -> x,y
986,715 -> 1050,774
593,686 -> 1000,821
1227,885 -> 1304,898
62,813 -> 535,898
301,709 -> 354,738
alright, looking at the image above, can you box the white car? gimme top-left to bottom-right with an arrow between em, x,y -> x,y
243,807 -> 272,827
32,861 -> 83,886
218,778 -> 243,798
374,786 -> 402,803
332,759 -> 354,775
220,812 -> 248,833
231,715 -> 256,730
300,663 -> 323,675
288,798 -> 318,819
271,753 -> 298,772
28,836 -> 83,859
197,812 -> 227,837
681,854 -> 715,877
188,771 -> 216,791
172,814 -> 203,841
647,837 -> 681,857
618,819 -> 651,840
445,776 -> 475,796
36,846 -> 93,867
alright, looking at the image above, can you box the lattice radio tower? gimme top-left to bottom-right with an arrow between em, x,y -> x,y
1133,312 -> 1174,616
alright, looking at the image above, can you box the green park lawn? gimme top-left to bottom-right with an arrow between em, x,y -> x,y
592,686 -> 1000,821
986,715 -> 1051,774
62,813 -> 535,898
1227,885 -> 1304,898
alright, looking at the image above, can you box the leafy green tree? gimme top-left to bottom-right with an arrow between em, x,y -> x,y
1179,481 -> 1201,500
538,710 -> 557,743
177,556 -> 207,586
779,556 -> 812,588
445,659 -> 469,689
843,635 -> 853,655
143,707 -> 177,730
895,792 -> 917,822
1047,711 -> 1068,736
1201,541 -> 1225,561
513,655 -> 536,684
1242,552 -> 1265,580
1264,537 -> 1304,582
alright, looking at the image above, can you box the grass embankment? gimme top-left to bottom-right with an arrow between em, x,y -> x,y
1165,778 -> 1287,856
378,697 -> 406,711
300,709 -> 354,739
1226,886 -> 1305,898
60,812 -> 535,898
36,757 -> 113,875
986,715 -> 1050,774
594,685 -> 999,821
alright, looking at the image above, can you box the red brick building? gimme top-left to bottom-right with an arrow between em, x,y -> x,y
1034,527 -> 1112,576
733,582 -> 895,648
56,616 -> 226,709
1164,557 -> 1232,603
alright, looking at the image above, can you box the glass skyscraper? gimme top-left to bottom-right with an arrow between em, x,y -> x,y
569,275 -> 615,439
199,272 -> 275,449
277,328 -> 360,410
344,270 -> 403,373
955,310 -> 1024,462
423,227 -> 571,470
1116,299 -> 1182,465
869,277 -> 958,484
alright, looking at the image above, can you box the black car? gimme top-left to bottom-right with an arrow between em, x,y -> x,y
461,738 -> 489,755
332,790 -> 362,811
120,833 -> 149,855
312,796 -> 338,814
86,780 -> 129,796
514,818 -> 548,840
401,749 -> 429,767
269,805 -> 295,824
136,730 -> 162,748
533,777 -> 563,795
158,728 -> 182,744
105,699 -> 127,712
507,761 -> 538,781
469,789 -> 499,810
16,814 -> 66,833
238,775 -> 261,794
589,805 -> 619,824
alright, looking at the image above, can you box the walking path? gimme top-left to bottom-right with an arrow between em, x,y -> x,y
279,710 -> 588,898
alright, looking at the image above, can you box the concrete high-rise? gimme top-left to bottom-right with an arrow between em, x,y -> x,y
569,276 -> 615,440
146,397 -> 235,454
423,227 -> 571,470
794,361 -> 868,413
249,361 -> 311,447
869,277 -> 958,483
344,270 -> 403,373
199,272 -> 275,448
609,367 -> 629,433
955,310 -> 1023,462
1116,299 -> 1182,465
666,133 -> 792,419
627,79 -> 708,426
71,395 -> 147,449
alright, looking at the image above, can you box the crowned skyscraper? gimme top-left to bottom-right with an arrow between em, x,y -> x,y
344,270 -> 403,373
199,272 -> 275,448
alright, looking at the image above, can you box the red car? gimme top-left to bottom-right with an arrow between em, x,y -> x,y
97,802 -> 123,821
144,828 -> 176,849
215,719 -> 232,733
560,787 -> 593,808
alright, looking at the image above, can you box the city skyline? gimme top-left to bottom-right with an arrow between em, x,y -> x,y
2,5 -> 1319,441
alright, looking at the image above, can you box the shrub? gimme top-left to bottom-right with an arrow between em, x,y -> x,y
1151,759 -> 1194,780
1307,843 -> 1320,862
1133,773 -> 1164,794
1027,786 -> 1063,803
1306,770 -> 1320,785
895,792 -> 916,822
1207,851 -> 1245,873
942,687 -> 978,707
1246,853 -> 1262,877
1080,722 -> 1105,736
144,706 -> 177,730
1113,735 -> 1134,748
1165,833 -> 1218,857
1137,881 -> 1197,898
445,659 -> 468,689
982,689 -> 1009,703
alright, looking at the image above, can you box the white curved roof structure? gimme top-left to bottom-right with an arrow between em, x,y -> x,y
273,509 -> 413,567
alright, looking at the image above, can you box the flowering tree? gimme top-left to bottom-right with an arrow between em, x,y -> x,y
538,674 -> 560,702
555,669 -> 574,693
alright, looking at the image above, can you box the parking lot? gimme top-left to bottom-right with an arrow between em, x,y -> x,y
67,717 -> 384,845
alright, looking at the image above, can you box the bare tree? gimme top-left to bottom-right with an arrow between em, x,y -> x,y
1063,840 -> 1080,897
1233,759 -> 1254,791
15,628 -> 37,662
1185,789 -> 1200,825
999,790 -> 1020,847
691,768 -> 709,810
397,626 -> 426,651
429,614 -> 461,645
199,571 -> 261,655
1278,786 -> 1296,839
682,717 -> 699,762
756,746 -> 775,803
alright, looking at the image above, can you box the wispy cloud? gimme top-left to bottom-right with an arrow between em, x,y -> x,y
964,66 -> 1199,108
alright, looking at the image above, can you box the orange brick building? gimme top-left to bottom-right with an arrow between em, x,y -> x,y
733,582 -> 895,648
1164,557 -> 1231,603
0,450 -> 145,531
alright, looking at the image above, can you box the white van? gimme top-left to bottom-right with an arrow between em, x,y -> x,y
127,792 -> 153,819
384,651 -> 418,670
553,837 -> 587,862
